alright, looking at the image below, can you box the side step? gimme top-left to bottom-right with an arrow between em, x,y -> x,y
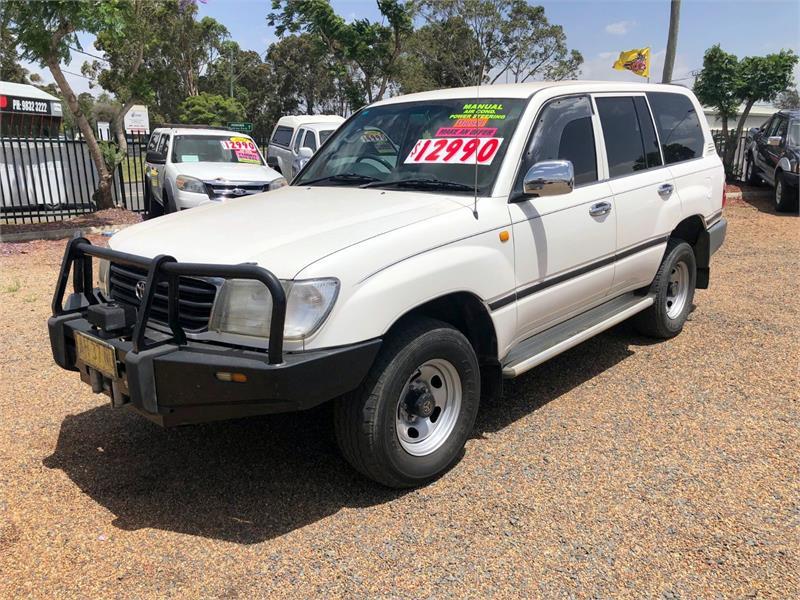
502,293 -> 654,378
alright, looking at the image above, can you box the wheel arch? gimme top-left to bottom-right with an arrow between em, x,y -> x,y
670,214 -> 711,289
387,291 -> 502,400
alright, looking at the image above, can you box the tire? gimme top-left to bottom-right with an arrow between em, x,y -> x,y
634,238 -> 697,339
142,185 -> 162,220
163,189 -> 177,214
334,317 -> 480,488
774,171 -> 799,213
744,154 -> 760,186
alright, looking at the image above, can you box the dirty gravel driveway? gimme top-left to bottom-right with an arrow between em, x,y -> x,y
1,195 -> 798,598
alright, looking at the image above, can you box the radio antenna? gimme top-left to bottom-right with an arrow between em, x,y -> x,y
472,65 -> 482,220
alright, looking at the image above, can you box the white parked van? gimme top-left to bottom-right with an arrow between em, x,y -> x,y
266,115 -> 345,176
49,82 -> 726,488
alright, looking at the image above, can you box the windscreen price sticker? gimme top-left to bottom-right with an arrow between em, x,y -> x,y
404,137 -> 503,165
220,139 -> 256,151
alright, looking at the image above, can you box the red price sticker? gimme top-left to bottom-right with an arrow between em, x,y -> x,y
404,137 -> 503,165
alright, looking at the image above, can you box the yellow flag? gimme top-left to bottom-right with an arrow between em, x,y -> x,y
613,47 -> 650,78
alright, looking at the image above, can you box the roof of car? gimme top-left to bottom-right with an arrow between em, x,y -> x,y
778,109 -> 800,118
153,126 -> 248,136
301,121 -> 343,132
276,115 -> 345,128
371,80 -> 697,106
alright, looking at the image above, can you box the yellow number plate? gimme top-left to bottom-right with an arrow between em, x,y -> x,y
75,331 -> 118,377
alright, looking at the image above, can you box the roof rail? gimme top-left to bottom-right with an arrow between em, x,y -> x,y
158,123 -> 234,131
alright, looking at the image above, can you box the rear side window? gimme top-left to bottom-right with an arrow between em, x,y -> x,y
271,125 -> 294,147
646,92 -> 704,164
633,97 -> 663,169
520,95 -> 598,187
303,130 -> 317,151
596,96 -> 650,177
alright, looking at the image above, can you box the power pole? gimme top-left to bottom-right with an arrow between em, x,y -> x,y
229,46 -> 234,98
662,0 -> 681,83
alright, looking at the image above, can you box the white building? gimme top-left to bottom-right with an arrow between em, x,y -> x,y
703,103 -> 779,131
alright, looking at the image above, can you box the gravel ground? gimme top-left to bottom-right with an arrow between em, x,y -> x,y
0,209 -> 142,235
0,196 -> 797,598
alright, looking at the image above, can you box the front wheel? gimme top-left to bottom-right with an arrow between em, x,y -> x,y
774,171 -> 799,213
334,317 -> 480,488
634,238 -> 697,339
744,154 -> 760,186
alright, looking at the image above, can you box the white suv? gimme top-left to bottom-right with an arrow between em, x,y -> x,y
266,115 -> 345,176
49,82 -> 726,488
143,125 -> 285,216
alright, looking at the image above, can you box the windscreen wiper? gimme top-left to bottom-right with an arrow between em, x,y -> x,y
300,173 -> 380,186
361,177 -> 475,192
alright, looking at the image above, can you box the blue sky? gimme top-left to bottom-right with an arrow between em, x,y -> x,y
25,0 -> 800,96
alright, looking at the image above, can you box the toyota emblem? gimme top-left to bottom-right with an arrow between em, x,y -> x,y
135,280 -> 147,300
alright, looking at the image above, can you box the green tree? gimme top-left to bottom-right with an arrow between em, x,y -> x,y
269,0 -> 413,106
775,87 -> 800,109
695,45 -> 798,174
415,0 -> 581,84
81,0 -> 169,158
6,0 -> 125,208
177,92 -> 246,126
397,17 -> 483,92
0,2 -> 29,83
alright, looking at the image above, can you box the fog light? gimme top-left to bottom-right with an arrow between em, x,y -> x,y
216,371 -> 248,383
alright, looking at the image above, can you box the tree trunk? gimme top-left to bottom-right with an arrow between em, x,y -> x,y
725,100 -> 755,176
113,100 -> 136,158
661,0 -> 681,83
47,59 -> 115,209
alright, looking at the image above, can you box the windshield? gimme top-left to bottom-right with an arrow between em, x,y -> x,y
295,98 -> 526,194
171,135 -> 264,165
788,120 -> 800,146
319,129 -> 334,145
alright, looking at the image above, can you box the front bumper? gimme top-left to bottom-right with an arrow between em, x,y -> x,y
48,313 -> 380,426
48,238 -> 381,426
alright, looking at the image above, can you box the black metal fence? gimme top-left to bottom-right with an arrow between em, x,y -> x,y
710,129 -> 748,179
1,126 -> 750,226
1,128 -> 149,224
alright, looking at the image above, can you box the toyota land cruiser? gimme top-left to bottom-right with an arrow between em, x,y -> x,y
48,82 -> 726,488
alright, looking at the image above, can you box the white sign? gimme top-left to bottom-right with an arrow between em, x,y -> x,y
97,121 -> 111,140
124,104 -> 150,134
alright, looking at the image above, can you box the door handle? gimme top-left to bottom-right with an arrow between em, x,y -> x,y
589,201 -> 612,217
658,183 -> 674,197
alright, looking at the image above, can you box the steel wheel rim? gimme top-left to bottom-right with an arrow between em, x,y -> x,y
666,261 -> 689,319
396,358 -> 462,457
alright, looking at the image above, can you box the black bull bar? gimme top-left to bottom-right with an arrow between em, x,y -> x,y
51,236 -> 287,364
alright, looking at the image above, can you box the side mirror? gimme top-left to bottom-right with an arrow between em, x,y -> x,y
298,147 -> 314,159
767,136 -> 782,147
748,127 -> 760,136
146,151 -> 166,164
521,160 -> 574,197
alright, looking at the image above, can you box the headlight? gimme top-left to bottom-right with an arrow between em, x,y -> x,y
209,278 -> 339,340
268,177 -> 288,191
175,175 -> 206,194
98,258 -> 110,295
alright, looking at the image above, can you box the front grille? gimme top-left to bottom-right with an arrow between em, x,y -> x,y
108,263 -> 217,332
205,182 -> 268,199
